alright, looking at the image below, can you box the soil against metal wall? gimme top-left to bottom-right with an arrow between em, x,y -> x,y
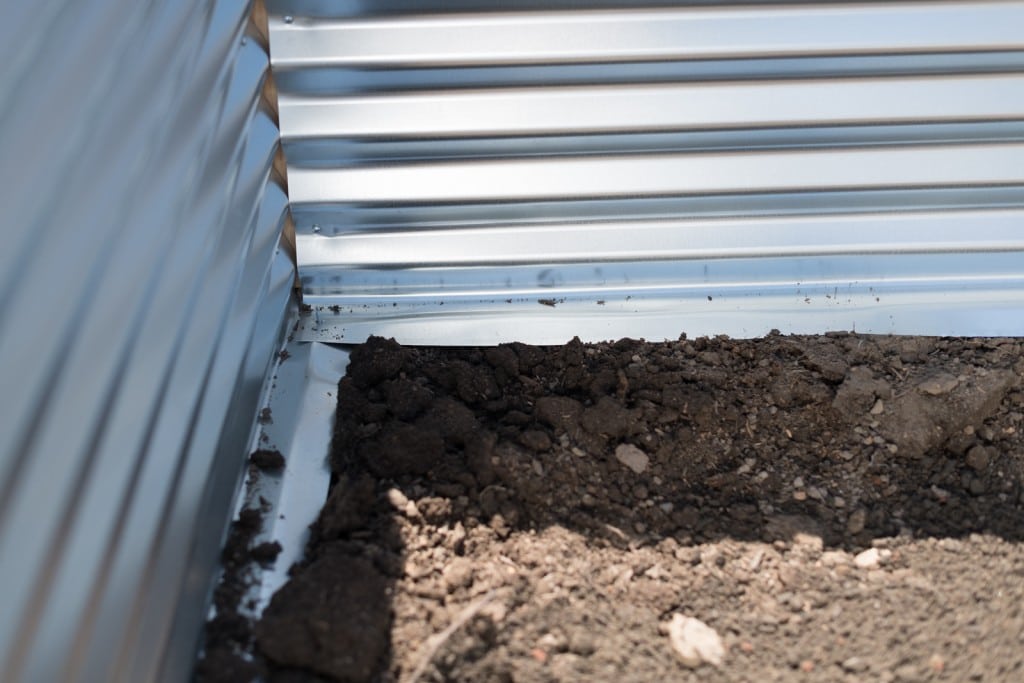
203,333 -> 1024,682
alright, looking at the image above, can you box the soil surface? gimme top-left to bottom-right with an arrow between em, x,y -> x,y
209,334 -> 1024,682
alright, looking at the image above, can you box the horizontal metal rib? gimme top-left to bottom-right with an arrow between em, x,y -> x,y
270,2 -> 1024,68
280,74 -> 1024,140
300,251 -> 1024,300
288,143 -> 1024,204
297,209 -> 1024,268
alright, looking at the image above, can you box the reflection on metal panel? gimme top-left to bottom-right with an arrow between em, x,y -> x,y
0,1 -> 290,681
269,1 -> 1024,344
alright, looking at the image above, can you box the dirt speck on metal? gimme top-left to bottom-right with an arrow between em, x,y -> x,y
249,449 -> 285,471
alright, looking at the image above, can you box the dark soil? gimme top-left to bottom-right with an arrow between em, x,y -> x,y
196,500 -> 267,683
251,449 -> 286,471
227,334 -> 1024,681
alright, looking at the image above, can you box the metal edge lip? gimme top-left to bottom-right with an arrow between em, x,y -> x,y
292,291 -> 1024,346
299,252 -> 1024,300
268,2 -> 1024,68
225,338 -> 344,621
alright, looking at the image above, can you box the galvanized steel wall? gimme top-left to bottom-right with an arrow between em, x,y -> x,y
269,0 -> 1024,345
0,1 -> 291,681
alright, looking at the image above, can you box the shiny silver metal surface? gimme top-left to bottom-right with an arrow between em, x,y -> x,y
0,1 -> 291,681
269,2 -> 1024,66
270,1 -> 1024,344
290,144 -> 1024,204
230,341 -> 348,617
281,74 -> 1024,140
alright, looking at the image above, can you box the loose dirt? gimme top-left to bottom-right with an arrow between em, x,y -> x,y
205,333 -> 1024,682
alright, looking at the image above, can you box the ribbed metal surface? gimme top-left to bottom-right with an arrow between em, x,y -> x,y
0,1 -> 291,681
269,0 -> 1024,345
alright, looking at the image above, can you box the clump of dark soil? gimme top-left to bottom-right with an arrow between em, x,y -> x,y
253,334 -> 1024,682
251,449 -> 286,471
196,504 -> 266,683
197,457 -> 282,683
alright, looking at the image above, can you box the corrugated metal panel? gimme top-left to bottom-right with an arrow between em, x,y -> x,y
268,0 -> 1024,345
0,1 -> 291,681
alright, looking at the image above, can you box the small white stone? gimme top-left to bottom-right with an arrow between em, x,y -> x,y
870,399 -> 885,415
537,631 -> 567,651
667,614 -> 725,668
821,550 -> 850,567
842,656 -> 869,673
854,547 -> 881,569
793,531 -> 824,553
386,487 -> 409,509
442,557 -> 474,590
615,444 -> 649,474
918,372 -> 959,396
